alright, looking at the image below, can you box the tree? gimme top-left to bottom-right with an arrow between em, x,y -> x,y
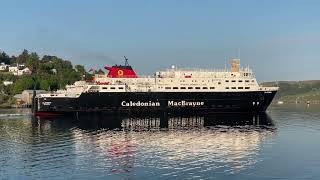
17,49 -> 29,64
39,79 -> 50,90
26,52 -> 39,73
0,51 -> 11,64
75,65 -> 85,74
13,76 -> 35,94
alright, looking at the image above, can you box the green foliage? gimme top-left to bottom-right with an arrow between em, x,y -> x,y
0,51 -> 11,64
262,80 -> 320,102
13,76 -> 35,94
39,79 -> 50,90
26,52 -> 39,73
0,49 -> 96,106
17,49 -> 29,64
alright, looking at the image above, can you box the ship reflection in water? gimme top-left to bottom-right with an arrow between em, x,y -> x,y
30,113 -> 275,178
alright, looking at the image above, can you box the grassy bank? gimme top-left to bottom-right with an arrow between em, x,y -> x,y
262,80 -> 320,104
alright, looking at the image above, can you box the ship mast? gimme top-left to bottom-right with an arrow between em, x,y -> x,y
124,56 -> 129,66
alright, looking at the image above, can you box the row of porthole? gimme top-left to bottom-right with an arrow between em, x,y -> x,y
225,87 -> 250,89
101,87 -> 124,90
226,80 -> 254,83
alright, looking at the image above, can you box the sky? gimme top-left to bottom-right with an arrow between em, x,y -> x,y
1,0 -> 320,82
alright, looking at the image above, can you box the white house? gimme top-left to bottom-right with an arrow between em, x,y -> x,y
0,63 -> 9,71
9,66 -> 31,76
16,67 -> 32,76
3,81 -> 13,86
9,66 -> 18,73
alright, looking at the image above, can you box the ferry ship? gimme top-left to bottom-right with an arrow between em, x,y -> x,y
32,58 -> 278,116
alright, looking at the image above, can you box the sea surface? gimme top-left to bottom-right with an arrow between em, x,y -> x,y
1,105 -> 320,180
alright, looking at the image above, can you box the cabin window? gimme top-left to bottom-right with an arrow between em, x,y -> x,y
225,80 -> 229,82
118,87 -> 124,89
173,87 -> 178,89
238,87 -> 243,89
231,87 -> 236,89
165,87 -> 171,89
252,80 -> 255,82
102,87 -> 108,89
195,87 -> 200,89
210,87 -> 215,89
180,87 -> 186,89
239,80 -> 243,82
245,87 -> 250,89
90,86 -> 99,89
110,87 -> 116,89
202,87 -> 208,89
158,80 -> 161,82
245,80 -> 250,82
188,87 -> 193,89
218,82 -> 221,85
231,80 -> 236,82
225,87 -> 229,89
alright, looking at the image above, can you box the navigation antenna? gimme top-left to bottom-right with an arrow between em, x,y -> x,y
124,56 -> 129,66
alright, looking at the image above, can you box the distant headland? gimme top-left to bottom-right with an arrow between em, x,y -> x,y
262,81 -> 320,104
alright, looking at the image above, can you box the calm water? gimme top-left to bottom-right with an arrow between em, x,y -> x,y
1,105 -> 320,179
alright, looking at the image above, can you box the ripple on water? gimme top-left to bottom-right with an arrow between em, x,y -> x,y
0,110 -> 282,179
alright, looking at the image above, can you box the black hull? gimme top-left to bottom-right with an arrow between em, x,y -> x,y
33,91 -> 277,116
33,91 -> 276,115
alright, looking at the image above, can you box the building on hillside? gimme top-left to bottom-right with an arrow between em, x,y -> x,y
17,67 -> 32,76
3,81 -> 13,86
0,63 -> 9,71
9,66 -> 18,73
21,90 -> 46,105
9,66 -> 32,76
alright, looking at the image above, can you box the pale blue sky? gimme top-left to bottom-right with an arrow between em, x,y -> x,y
1,0 -> 320,81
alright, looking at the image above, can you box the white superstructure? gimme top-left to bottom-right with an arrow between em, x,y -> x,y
38,59 -> 278,98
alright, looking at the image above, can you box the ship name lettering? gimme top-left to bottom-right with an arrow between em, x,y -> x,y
121,101 -> 160,107
167,101 -> 204,107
